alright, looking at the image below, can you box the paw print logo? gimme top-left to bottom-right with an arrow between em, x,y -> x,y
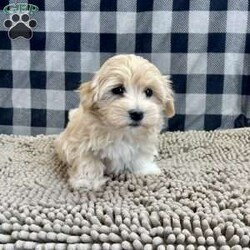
4,14 -> 37,40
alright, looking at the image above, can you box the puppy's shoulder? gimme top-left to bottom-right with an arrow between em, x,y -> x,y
68,108 -> 78,121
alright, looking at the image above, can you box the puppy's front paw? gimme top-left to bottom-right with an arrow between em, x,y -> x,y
134,162 -> 161,175
69,177 -> 108,191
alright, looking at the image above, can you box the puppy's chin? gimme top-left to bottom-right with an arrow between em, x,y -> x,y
101,119 -> 160,134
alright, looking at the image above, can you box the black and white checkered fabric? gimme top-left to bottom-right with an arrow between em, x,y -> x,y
0,0 -> 249,135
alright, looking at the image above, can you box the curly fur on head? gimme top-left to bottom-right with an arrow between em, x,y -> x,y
54,54 -> 175,191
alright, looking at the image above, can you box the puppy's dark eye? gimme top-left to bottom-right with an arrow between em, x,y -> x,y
145,88 -> 153,97
112,85 -> 125,96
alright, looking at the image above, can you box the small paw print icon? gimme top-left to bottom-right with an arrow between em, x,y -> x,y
4,14 -> 37,40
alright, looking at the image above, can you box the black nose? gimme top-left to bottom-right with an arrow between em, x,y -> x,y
129,110 -> 144,122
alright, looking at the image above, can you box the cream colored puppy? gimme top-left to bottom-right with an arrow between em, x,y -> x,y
55,54 -> 175,190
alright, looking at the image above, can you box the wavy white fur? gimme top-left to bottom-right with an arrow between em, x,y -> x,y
54,54 -> 175,190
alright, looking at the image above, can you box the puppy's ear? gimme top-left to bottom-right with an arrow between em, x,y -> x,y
77,81 -> 94,109
163,76 -> 175,118
165,98 -> 175,118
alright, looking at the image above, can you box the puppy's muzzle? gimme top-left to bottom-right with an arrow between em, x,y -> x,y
129,110 -> 144,126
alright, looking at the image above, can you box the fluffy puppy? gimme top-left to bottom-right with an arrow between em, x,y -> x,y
54,54 -> 175,190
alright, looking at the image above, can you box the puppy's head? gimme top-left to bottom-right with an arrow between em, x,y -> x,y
78,54 -> 175,130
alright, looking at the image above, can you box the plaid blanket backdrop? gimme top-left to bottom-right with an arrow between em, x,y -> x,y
0,0 -> 249,135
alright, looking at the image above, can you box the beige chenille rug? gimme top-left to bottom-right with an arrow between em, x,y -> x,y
0,128 -> 250,250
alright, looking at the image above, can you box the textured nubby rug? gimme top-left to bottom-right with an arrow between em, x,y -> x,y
0,129 -> 250,250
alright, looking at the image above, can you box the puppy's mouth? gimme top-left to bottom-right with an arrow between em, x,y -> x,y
129,122 -> 141,127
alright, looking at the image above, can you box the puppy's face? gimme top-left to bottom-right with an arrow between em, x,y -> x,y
79,55 -> 175,130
